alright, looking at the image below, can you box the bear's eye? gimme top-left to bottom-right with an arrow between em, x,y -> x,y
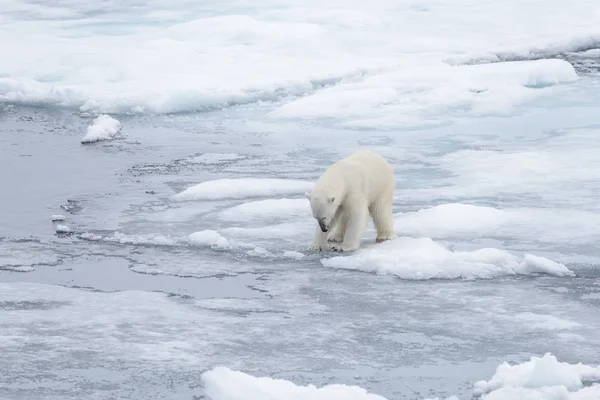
328,196 -> 335,203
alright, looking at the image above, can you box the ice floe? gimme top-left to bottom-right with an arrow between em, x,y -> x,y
80,114 -> 122,144
172,179 -> 313,201
321,238 -> 574,280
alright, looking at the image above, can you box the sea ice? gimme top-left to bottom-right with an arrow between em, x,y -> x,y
221,221 -> 311,240
247,247 -> 273,257
201,354 -> 600,400
473,353 -> 600,398
429,133 -> 600,198
219,198 -> 309,221
0,242 -> 61,270
51,214 -> 66,221
269,59 -> 578,128
394,204 -> 510,238
394,203 -> 600,245
202,366 -> 388,400
80,115 -> 122,144
55,224 -> 71,233
510,312 -> 581,331
320,238 -> 574,280
79,231 -> 177,246
2,1 -> 598,129
172,179 -> 313,201
188,230 -> 231,249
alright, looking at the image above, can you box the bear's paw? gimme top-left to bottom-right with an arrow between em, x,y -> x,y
308,242 -> 324,252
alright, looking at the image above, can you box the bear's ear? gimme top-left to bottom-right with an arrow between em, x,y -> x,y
328,196 -> 335,203
304,192 -> 312,200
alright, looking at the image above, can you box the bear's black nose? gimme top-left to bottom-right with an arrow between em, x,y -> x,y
318,220 -> 328,232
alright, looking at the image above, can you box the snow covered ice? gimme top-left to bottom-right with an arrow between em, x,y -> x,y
172,178 -> 313,201
80,114 -> 122,143
51,214 -> 66,221
1,0 -> 600,399
55,224 -> 72,233
202,367 -> 388,400
321,238 -> 574,280
200,354 -> 600,400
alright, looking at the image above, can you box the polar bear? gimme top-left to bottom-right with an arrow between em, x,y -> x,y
306,149 -> 396,252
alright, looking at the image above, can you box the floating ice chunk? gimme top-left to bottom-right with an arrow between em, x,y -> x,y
51,214 -> 66,221
55,224 -> 71,233
481,385 -> 600,400
247,247 -> 273,257
80,115 -> 122,144
283,250 -> 305,260
321,238 -> 574,280
394,203 -> 511,238
511,312 -> 581,331
173,179 -> 313,201
107,232 -> 176,246
220,198 -> 310,221
473,353 -> 600,398
201,356 -> 600,400
201,366 -> 388,400
79,231 -> 177,246
188,230 -> 231,249
521,254 -> 572,276
580,48 -> 600,58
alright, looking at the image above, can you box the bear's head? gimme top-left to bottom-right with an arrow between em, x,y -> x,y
305,192 -> 339,233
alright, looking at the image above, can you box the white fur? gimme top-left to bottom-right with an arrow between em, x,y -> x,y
306,150 -> 396,252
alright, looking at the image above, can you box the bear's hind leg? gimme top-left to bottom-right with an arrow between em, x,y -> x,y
371,197 -> 396,243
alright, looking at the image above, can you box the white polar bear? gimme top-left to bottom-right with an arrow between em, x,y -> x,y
306,149 -> 396,252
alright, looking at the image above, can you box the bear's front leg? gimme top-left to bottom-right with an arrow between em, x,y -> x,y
327,217 -> 346,243
308,224 -> 328,251
332,207 -> 367,252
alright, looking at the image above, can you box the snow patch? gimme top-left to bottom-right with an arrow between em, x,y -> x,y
473,353 -> 600,399
202,366 -> 387,400
201,355 -> 600,400
188,230 -> 231,249
173,179 -> 313,201
283,250 -> 306,260
55,224 -> 71,233
80,115 -> 122,144
219,198 -> 309,221
321,238 -> 574,280
247,247 -> 273,257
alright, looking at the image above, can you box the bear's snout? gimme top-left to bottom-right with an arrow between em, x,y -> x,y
318,218 -> 329,232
